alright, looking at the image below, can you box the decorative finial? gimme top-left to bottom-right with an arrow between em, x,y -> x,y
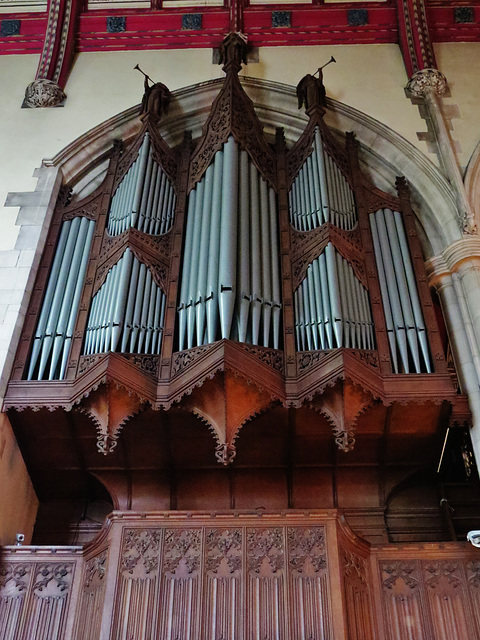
218,32 -> 248,74
135,64 -> 171,122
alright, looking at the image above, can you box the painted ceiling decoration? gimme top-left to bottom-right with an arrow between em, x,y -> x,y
1,0 -> 480,67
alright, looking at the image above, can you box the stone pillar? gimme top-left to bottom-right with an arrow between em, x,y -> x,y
406,69 -> 477,235
427,237 -> 480,460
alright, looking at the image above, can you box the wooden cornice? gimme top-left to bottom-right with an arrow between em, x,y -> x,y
4,341 -> 463,412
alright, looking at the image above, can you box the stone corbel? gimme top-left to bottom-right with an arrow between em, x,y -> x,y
405,68 -> 448,98
23,0 -> 81,108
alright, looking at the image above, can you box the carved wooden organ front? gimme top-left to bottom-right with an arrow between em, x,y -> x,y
5,39 -> 466,467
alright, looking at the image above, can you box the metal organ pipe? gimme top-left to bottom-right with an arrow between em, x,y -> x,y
218,136 -> 239,340
206,152 -> 224,344
177,138 -> 282,350
238,150 -> 251,344
393,210 -> 431,372
289,127 -> 356,231
369,208 -> 432,373
83,250 -> 166,357
294,243 -> 374,352
196,162 -> 214,347
27,217 -> 96,380
250,163 -> 262,345
107,134 -> 176,237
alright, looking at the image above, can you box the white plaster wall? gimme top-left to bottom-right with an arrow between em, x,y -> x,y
434,42 -> 480,173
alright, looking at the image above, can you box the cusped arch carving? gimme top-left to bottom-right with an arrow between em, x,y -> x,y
178,369 -> 279,466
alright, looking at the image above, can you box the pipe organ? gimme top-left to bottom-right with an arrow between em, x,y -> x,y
27,216 -> 95,380
107,133 -> 176,237
178,136 -> 281,351
289,127 -> 357,232
294,244 -> 374,352
83,249 -> 166,356
7,34 -> 465,498
370,207 -> 431,373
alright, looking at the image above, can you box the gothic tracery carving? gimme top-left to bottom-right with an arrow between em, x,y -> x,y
122,529 -> 161,576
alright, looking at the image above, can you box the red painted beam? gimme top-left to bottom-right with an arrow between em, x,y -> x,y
3,2 -> 480,57
77,5 -> 397,52
0,14 -> 47,54
77,9 -> 229,51
428,6 -> 480,42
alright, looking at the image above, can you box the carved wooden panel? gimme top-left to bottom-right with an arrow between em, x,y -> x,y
423,560 -> 474,639
0,563 -> 30,639
380,560 -> 429,639
247,528 -> 286,638
0,561 -> 76,640
110,523 -> 331,640
204,528 -> 243,638
112,529 -> 162,640
378,556 -> 480,640
158,529 -> 202,637
466,560 -> 480,636
342,550 -> 374,640
287,527 -> 331,638
74,550 -> 108,640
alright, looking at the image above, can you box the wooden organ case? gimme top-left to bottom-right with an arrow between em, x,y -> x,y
3,34 -> 480,640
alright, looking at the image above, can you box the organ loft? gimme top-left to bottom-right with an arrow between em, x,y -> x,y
2,33 -> 480,640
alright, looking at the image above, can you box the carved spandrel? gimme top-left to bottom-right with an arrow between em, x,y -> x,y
63,197 -> 101,222
172,345 -> 213,375
84,551 -> 107,591
381,560 -> 420,592
467,561 -> 480,588
163,529 -> 201,578
188,72 -> 276,192
288,527 -> 326,577
240,344 -> 284,372
423,561 -> 462,590
205,528 -> 242,577
121,354 -> 159,376
247,528 -> 284,576
343,550 -> 367,585
0,563 -> 30,596
290,224 -> 365,291
297,350 -> 329,372
32,563 -> 74,597
121,529 -> 161,579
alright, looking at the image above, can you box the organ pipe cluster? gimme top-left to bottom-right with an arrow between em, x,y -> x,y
27,216 -> 95,380
289,128 -> 356,232
295,243 -> 374,351
178,136 -> 282,351
370,208 -> 431,373
108,133 -> 176,236
83,249 -> 166,356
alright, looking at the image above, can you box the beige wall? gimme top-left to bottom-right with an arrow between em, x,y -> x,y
0,412 -> 38,545
0,44 -> 436,253
434,42 -> 480,174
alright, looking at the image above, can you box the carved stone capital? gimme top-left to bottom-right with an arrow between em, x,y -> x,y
405,68 -> 448,98
24,79 -> 66,108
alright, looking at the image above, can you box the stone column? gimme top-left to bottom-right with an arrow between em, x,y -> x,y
427,237 -> 480,460
406,69 -> 477,235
